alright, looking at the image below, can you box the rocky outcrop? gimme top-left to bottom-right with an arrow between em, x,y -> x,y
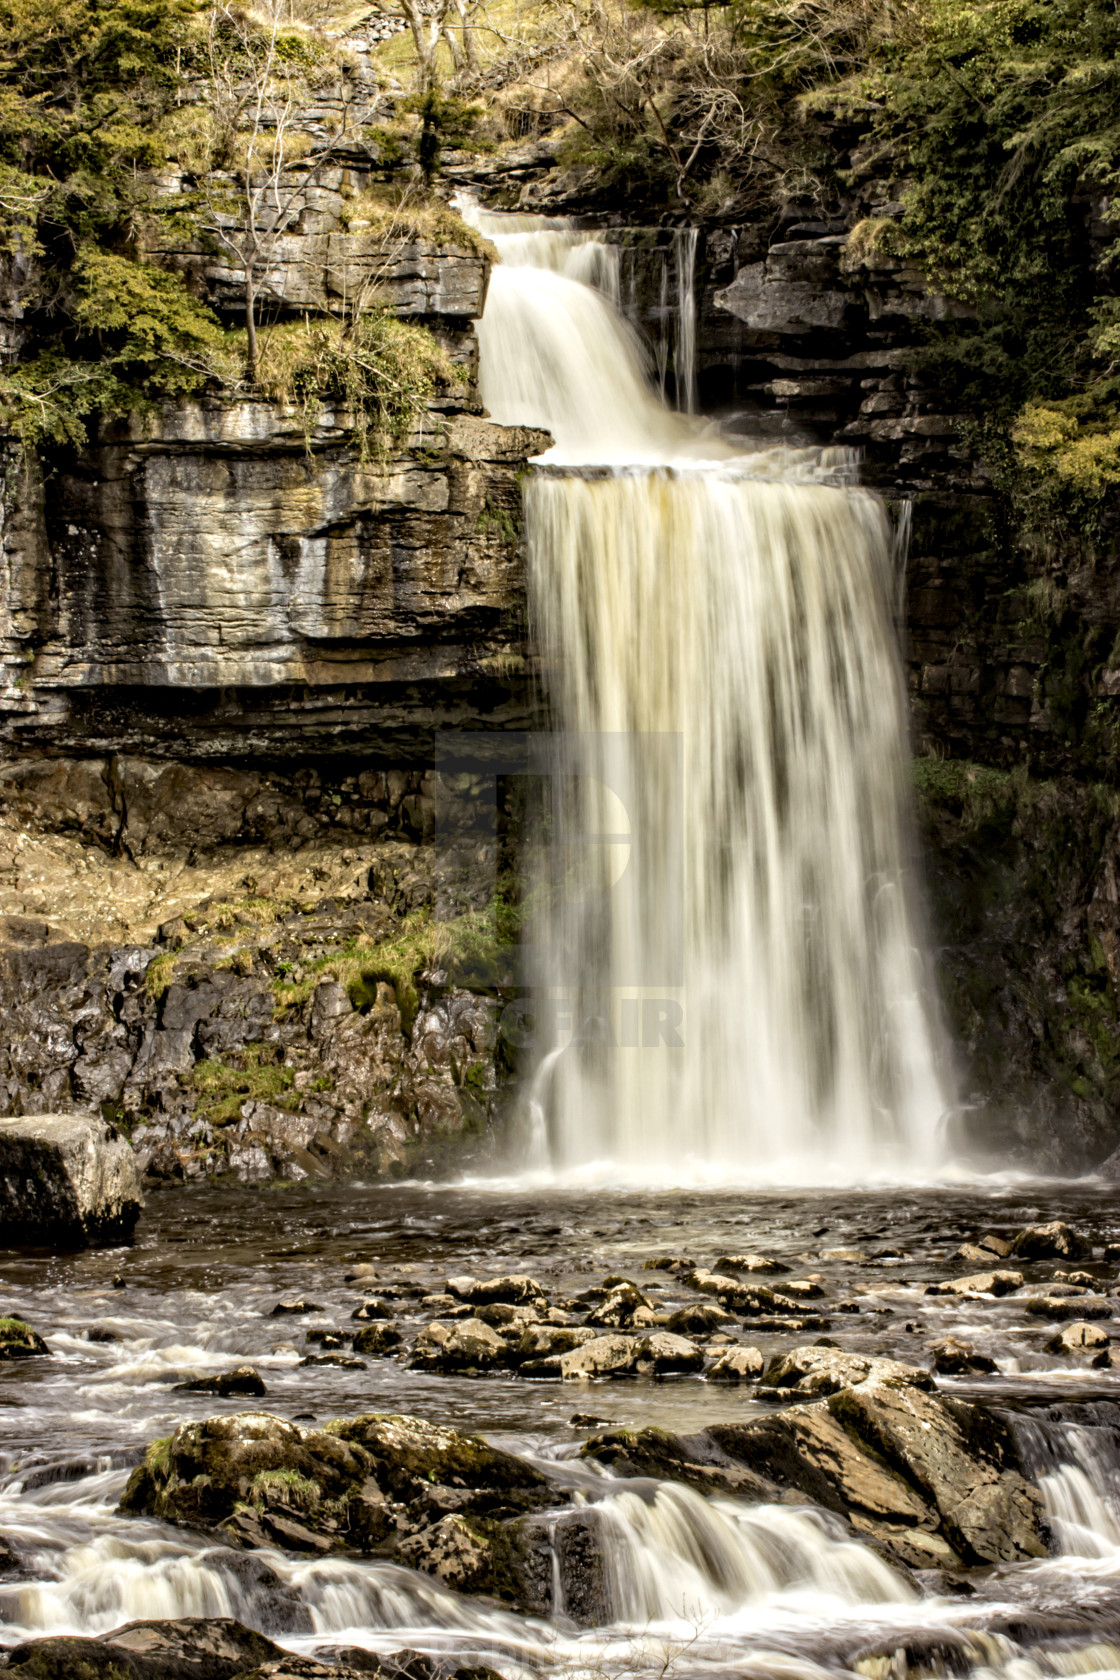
119,1409 -> 561,1604
0,1112 -> 143,1245
1,1616 -> 493,1680
2,1617 -> 284,1680
1,399 -> 546,762
583,1357 -> 1049,1571
0,809 -> 517,1182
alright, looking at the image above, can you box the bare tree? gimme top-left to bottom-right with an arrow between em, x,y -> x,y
203,0 -> 332,378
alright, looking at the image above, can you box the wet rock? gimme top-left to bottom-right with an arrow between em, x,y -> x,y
269,1299 -> 323,1317
588,1281 -> 657,1329
954,1233 -> 1013,1263
1010,1221 -> 1091,1262
686,1269 -> 803,1317
3,1616 -> 285,1678
707,1346 -> 764,1383
633,1332 -> 704,1375
640,1254 -> 694,1273
926,1270 -> 1023,1297
585,1367 -> 1047,1571
350,1298 -> 393,1321
776,1277 -> 827,1299
121,1409 -> 556,1589
928,1338 -> 999,1376
0,1532 -> 25,1576
1091,1346 -> 1120,1369
666,1302 -> 732,1335
762,1347 -> 934,1397
1045,1321 -> 1111,1354
305,1329 -> 348,1348
396,1513 -> 493,1592
714,1252 -> 788,1275
445,1274 -> 547,1307
513,1324 -> 598,1362
172,1365 -> 266,1397
299,1353 -> 367,1369
0,1316 -> 50,1359
475,1302 -> 540,1331
557,1332 -> 702,1380
820,1247 -> 867,1263
351,1323 -> 403,1357
0,1113 -> 143,1247
1024,1295 -> 1113,1320
409,1318 -> 511,1373
86,1326 -> 122,1343
559,1334 -> 640,1379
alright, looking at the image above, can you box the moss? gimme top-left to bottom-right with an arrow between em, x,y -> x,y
338,187 -> 496,260
144,951 -> 180,999
189,1045 -> 295,1126
271,901 -> 517,1032
475,503 -> 519,544
250,1467 -> 320,1511
247,311 -> 459,464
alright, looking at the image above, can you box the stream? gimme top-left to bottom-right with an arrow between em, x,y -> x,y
3,1180 -> 1120,1676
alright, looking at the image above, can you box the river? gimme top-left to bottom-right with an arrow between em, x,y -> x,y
3,1181 -> 1120,1675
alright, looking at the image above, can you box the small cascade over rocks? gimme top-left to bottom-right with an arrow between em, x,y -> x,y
462,200 -> 954,1182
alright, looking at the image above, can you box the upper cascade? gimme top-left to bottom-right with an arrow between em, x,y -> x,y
462,200 -> 955,1183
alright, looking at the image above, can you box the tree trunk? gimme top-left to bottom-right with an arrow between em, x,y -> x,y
245,275 -> 258,382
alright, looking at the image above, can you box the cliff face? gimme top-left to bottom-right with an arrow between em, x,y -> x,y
0,167 -> 544,1175
658,126 -> 1120,1173
1,242 -> 544,761
1,95 -> 1117,1175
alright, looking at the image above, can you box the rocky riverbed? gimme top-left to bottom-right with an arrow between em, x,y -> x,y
3,1182 -> 1120,1677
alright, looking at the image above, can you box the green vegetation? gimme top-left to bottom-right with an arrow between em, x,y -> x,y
189,1044 -> 295,1125
252,312 -> 457,461
338,187 -> 495,258
250,1468 -> 320,1509
860,0 -> 1120,510
144,951 -> 181,999
272,901 -> 519,1028
0,0 -> 462,457
0,0 -> 224,448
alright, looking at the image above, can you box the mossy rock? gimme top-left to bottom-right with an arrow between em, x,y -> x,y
0,1317 -> 50,1359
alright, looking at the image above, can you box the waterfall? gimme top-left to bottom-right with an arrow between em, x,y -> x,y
464,202 -> 953,1182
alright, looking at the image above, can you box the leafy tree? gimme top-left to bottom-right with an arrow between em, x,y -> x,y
0,0 -> 224,447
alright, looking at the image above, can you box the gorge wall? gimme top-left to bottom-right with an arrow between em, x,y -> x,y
0,77 -> 1117,1177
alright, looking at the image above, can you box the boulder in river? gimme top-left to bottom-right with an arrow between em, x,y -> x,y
351,1323 -> 403,1357
587,1281 -> 657,1328
928,1337 -> 999,1375
172,1365 -> 266,1397
1025,1295 -> 1113,1320
762,1346 -> 934,1396
3,1615 -> 285,1679
714,1252 -> 788,1275
0,1113 -> 143,1247
1045,1321 -> 1111,1354
707,1345 -> 764,1382
120,1409 -> 561,1608
926,1270 -> 1023,1297
0,1316 -> 50,1359
667,1302 -> 732,1335
446,1273 -> 547,1306
409,1317 -> 511,1373
582,1351 -> 1048,1571
1010,1221 -> 1091,1261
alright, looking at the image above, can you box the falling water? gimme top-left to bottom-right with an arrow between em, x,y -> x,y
465,205 -> 953,1180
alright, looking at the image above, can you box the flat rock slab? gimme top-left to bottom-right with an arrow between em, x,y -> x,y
0,1113 -> 143,1247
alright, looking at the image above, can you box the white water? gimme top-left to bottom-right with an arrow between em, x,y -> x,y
465,201 -> 953,1182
